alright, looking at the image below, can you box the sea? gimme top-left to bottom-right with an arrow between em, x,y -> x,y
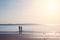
0,24 -> 60,38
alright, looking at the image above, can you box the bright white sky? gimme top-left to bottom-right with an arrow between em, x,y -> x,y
0,0 -> 60,24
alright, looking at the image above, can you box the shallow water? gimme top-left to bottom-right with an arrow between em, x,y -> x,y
0,24 -> 60,32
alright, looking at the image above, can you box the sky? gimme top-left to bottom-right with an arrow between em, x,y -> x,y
0,0 -> 60,24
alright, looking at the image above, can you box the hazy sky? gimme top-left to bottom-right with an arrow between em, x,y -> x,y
0,0 -> 60,24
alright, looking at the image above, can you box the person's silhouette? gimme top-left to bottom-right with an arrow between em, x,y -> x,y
19,26 -> 22,38
21,26 -> 22,32
19,26 -> 20,32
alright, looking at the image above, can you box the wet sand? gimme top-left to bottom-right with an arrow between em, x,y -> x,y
0,31 -> 60,40
0,34 -> 41,40
0,34 -> 60,40
0,34 -> 18,40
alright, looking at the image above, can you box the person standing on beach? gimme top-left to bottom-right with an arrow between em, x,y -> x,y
21,26 -> 22,32
19,25 -> 20,32
19,26 -> 22,37
19,25 -> 22,32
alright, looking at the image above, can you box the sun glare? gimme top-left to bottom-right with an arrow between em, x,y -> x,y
48,3 -> 57,11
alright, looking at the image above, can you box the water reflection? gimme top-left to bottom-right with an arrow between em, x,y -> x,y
19,32 -> 22,37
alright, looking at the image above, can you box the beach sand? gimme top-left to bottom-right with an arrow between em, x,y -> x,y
0,31 -> 60,40
0,34 -> 42,40
0,34 -> 60,40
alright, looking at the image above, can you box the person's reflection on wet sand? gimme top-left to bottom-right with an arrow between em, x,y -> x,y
19,32 -> 22,40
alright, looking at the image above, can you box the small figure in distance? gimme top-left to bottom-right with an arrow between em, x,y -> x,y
20,26 -> 22,32
19,25 -> 22,37
19,25 -> 20,32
